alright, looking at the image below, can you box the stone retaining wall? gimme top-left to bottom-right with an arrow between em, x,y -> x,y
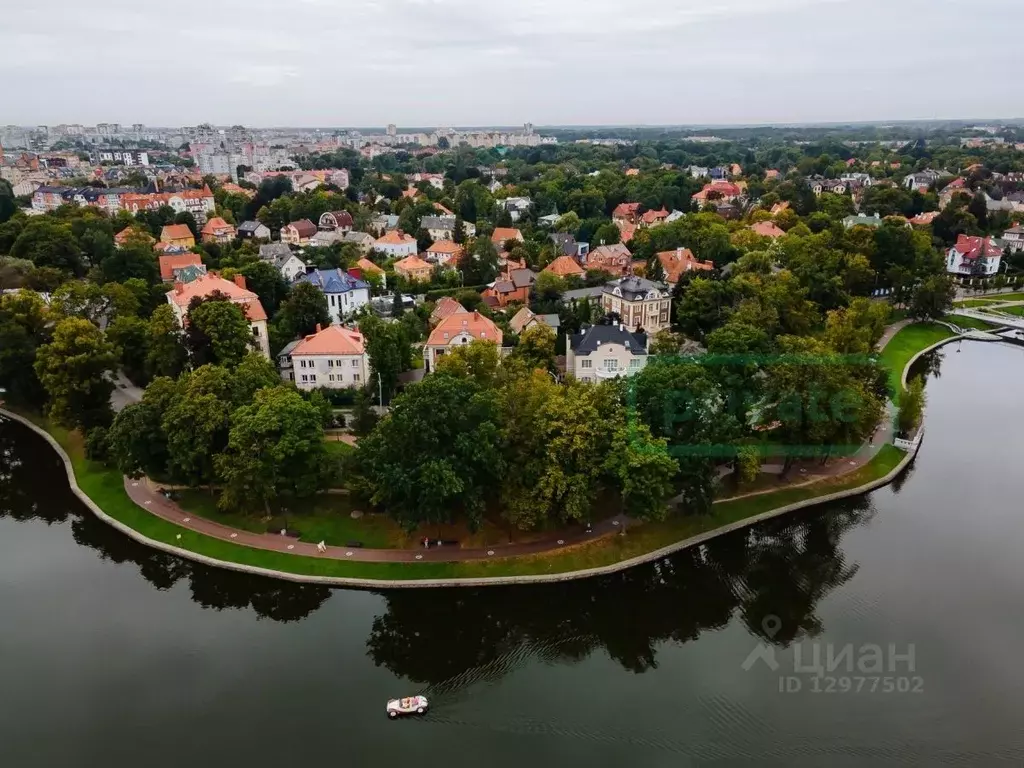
1,407 -> 921,590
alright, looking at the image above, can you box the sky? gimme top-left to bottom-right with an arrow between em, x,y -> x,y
1,0 -> 1019,128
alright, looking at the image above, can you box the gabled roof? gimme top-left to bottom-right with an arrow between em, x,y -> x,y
954,234 -> 1002,260
420,215 -> 454,231
160,223 -> 194,242
543,255 -> 585,277
376,230 -> 416,245
166,272 -> 267,322
259,242 -> 293,259
492,227 -> 523,243
603,275 -> 668,301
284,219 -> 317,237
238,220 -> 267,233
294,268 -> 369,293
909,211 -> 940,226
320,210 -> 353,228
394,254 -> 434,273
509,268 -> 537,289
430,296 -> 468,324
509,306 -> 536,334
612,202 -> 641,218
641,208 -> 669,224
749,221 -> 786,238
159,252 -> 203,281
356,257 -> 384,274
291,324 -> 365,357
427,240 -> 464,255
657,248 -> 714,283
427,310 -> 502,347
570,323 -> 648,356
201,217 -> 234,235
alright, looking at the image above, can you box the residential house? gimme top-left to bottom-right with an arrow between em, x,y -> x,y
114,227 -> 153,248
280,219 -> 317,245
278,324 -> 368,390
373,230 -> 418,258
688,166 -> 710,179
426,239 -> 465,267
904,170 -> 942,192
586,243 -> 633,276
625,168 -> 640,177
294,268 -> 371,322
370,214 -> 400,235
749,221 -> 787,239
840,172 -> 873,189
549,232 -> 588,259
1002,225 -> 1024,253
567,323 -> 648,383
657,248 -> 714,285
537,212 -> 561,227
356,258 -> 385,286
158,252 -> 205,283
424,311 -> 503,372
770,201 -> 790,216
221,182 -> 254,199
200,217 -> 236,244
730,163 -> 743,177
166,272 -> 270,358
601,276 -> 671,335
765,169 -> 781,181
430,297 -> 467,325
496,197 -> 532,221
939,178 -> 968,207
692,181 -> 742,206
309,230 -> 344,248
543,255 -> 585,278
639,208 -> 669,228
842,213 -> 883,229
805,176 -> 848,196
259,243 -> 307,281
160,223 -> 195,249
343,231 -> 376,252
509,306 -> 560,335
411,172 -> 445,189
909,211 -> 940,227
318,210 -> 353,233
612,202 -> 641,223
393,254 -> 434,282
946,234 -> 1003,276
491,227 -> 525,248
237,220 -> 271,240
482,268 -> 537,308
419,215 -> 475,241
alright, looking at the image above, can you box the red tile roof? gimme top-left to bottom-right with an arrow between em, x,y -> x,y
160,224 -> 194,242
430,296 -> 467,324
657,248 -> 714,283
543,255 -> 585,277
285,219 -> 317,238
291,324 -> 365,356
427,311 -> 502,347
376,230 -> 416,245
491,227 -> 523,244
954,234 -> 1002,261
749,221 -> 786,238
612,202 -> 641,219
356,257 -> 383,274
167,272 -> 267,322
201,217 -> 235,235
159,253 -> 203,281
428,240 -> 464,255
641,208 -> 669,225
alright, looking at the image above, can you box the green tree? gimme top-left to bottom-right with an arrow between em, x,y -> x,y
10,218 -> 84,276
106,378 -> 178,479
275,281 -> 330,339
99,240 -> 159,284
145,304 -> 188,379
360,314 -> 412,404
461,236 -> 500,285
351,388 -> 380,436
910,274 -> 955,320
353,373 -> 503,530
185,295 -> 254,368
34,317 -> 118,429
0,290 -> 51,406
106,315 -> 149,385
0,179 -> 16,224
216,387 -> 328,514
606,421 -> 678,522
435,339 -> 501,387
897,376 -> 926,435
674,277 -> 733,339
238,261 -> 289,317
507,324 -> 556,373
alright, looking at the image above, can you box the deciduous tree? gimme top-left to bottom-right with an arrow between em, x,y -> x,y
34,317 -> 118,429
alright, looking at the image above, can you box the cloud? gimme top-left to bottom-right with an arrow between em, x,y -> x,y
0,0 -> 1019,126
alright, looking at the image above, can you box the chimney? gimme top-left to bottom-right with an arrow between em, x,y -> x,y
233,274 -> 247,289
174,281 -> 183,295
315,323 -> 322,333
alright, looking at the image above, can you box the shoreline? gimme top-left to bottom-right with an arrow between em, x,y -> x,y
1,405 -> 919,589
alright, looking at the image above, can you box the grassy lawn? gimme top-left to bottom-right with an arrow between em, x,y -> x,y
996,305 -> 1024,317
878,322 -> 955,403
973,292 -> 1024,302
954,299 -> 1000,308
947,314 -> 998,330
14,409 -> 910,581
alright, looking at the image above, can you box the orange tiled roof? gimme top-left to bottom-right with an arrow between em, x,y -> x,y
376,230 -> 416,245
159,252 -> 203,281
612,202 -> 641,219
430,296 -> 467,324
491,227 -> 523,244
201,217 -> 234,235
167,272 -> 267,322
427,311 -> 502,347
160,223 -> 194,242
292,325 -> 365,356
115,227 -> 152,244
543,255 -> 585,277
356,257 -> 383,274
749,221 -> 786,238
428,240 -> 464,255
657,248 -> 714,283
394,254 -> 433,272
641,208 -> 669,224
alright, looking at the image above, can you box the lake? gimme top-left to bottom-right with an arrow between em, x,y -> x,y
3,338 -> 1024,766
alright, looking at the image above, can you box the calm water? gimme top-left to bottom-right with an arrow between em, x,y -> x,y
3,339 -> 1024,767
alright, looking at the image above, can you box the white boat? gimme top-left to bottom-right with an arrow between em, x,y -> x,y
386,694 -> 428,718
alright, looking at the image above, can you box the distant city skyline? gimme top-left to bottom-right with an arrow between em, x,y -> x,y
1,0 -> 1018,127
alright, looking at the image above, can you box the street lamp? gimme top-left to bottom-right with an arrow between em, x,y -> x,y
377,371 -> 383,409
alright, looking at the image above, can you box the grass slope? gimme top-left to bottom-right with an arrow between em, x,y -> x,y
26,411 -> 908,581
878,322 -> 954,402
947,314 -> 998,330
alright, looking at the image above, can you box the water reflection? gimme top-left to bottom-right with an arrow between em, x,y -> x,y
367,499 -> 875,688
2,415 -> 880,684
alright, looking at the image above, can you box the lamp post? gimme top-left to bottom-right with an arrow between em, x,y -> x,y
377,371 -> 383,409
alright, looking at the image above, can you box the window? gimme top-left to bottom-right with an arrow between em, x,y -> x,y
310,375 -> 317,383
327,359 -> 334,368
353,374 -> 361,382
299,359 -> 307,368
580,359 -> 593,369
301,375 -> 308,383
603,359 -> 618,371
328,374 -> 335,382
629,359 -> 642,369
351,359 -> 359,367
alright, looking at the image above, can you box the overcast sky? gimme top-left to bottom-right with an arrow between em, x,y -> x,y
1,0 -> 1019,128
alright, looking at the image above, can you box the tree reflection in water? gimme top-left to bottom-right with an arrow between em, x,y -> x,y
2,416 -> 880,683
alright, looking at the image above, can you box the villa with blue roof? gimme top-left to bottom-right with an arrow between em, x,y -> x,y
293,268 -> 371,323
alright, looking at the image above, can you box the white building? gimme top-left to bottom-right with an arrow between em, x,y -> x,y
292,268 -> 371,323
373,230 -> 418,258
946,234 -> 1003,276
278,324 -> 368,390
166,273 -> 270,359
566,323 -> 649,383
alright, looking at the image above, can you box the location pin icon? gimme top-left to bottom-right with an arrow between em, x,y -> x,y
762,615 -> 781,639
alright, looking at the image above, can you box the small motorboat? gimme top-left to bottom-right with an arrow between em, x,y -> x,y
386,694 -> 428,719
